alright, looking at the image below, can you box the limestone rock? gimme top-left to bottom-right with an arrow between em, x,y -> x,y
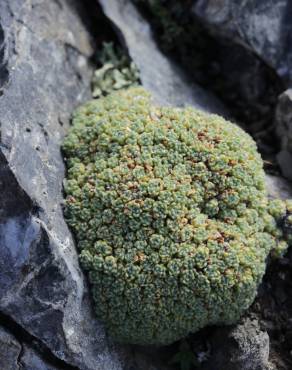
203,318 -> 271,370
193,0 -> 292,84
275,89 -> 292,180
0,327 -> 21,370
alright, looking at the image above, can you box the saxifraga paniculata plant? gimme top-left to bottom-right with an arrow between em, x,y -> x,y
63,87 -> 292,346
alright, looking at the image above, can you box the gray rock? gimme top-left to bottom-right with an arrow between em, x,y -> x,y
275,89 -> 292,180
98,0 -> 228,116
277,151 -> 292,181
266,175 -> 292,200
203,318 -> 271,370
193,0 -> 292,84
0,326 -> 21,370
20,346 -> 59,370
0,1 -> 123,369
0,324 -> 61,370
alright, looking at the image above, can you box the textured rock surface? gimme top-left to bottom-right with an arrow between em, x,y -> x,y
204,318 -> 271,370
98,0 -> 227,116
0,323 -> 61,370
193,0 -> 292,84
266,175 -> 292,200
275,89 -> 292,180
20,346 -> 60,370
0,326 -> 21,370
0,1 -> 123,369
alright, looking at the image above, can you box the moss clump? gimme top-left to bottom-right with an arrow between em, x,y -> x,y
63,87 -> 292,345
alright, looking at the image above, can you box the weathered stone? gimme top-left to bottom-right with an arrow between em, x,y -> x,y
0,326 -> 21,370
98,0 -> 227,116
274,89 -> 292,180
266,175 -> 292,200
193,0 -> 292,84
277,151 -> 292,181
0,22 -> 8,92
203,318 -> 271,370
0,1 -> 123,369
20,346 -> 60,370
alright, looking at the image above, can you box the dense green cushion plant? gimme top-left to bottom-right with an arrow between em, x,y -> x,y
63,87 -> 292,345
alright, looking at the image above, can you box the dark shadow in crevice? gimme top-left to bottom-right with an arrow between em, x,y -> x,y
65,0 -> 119,55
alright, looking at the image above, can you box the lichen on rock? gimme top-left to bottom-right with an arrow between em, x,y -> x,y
62,87 -> 292,345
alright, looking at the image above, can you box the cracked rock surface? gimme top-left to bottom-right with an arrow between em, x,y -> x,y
203,318 -> 271,370
20,346 -> 60,370
0,323 -> 60,370
0,326 -> 21,370
275,89 -> 292,180
193,0 -> 292,85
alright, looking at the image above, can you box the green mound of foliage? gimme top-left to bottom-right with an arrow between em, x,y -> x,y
63,87 -> 292,345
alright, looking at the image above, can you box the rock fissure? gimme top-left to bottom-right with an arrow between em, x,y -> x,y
0,311 -> 79,370
16,340 -> 24,370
